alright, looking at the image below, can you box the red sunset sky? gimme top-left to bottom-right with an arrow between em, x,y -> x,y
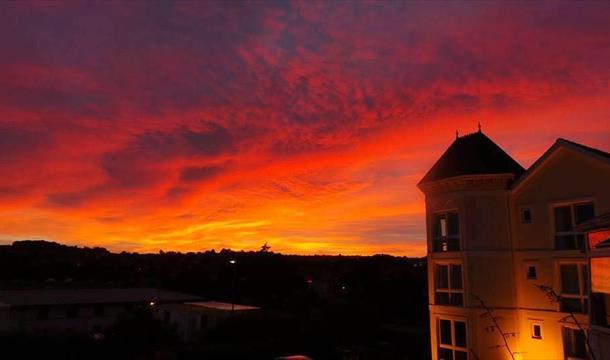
0,1 -> 609,256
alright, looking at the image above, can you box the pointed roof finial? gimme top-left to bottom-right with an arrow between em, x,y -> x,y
456,130 -> 459,139
478,122 -> 482,132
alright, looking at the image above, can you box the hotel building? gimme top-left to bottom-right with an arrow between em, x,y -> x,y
418,130 -> 610,359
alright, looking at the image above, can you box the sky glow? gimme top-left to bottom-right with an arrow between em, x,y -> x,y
1,1 -> 609,255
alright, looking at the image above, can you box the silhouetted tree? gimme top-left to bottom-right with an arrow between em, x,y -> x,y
534,284 -> 597,360
259,242 -> 271,253
471,293 -> 516,360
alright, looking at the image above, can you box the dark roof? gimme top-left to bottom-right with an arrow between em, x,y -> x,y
418,131 -> 525,185
0,288 -> 203,307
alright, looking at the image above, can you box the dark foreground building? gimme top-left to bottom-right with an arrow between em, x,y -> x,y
0,288 -> 201,336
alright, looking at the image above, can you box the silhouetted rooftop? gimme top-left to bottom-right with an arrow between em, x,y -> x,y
0,288 -> 202,307
418,131 -> 525,185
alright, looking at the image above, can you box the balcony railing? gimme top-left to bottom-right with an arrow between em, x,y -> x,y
433,237 -> 460,252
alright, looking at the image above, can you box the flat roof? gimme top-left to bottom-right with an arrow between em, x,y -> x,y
0,288 -> 203,307
185,301 -> 259,311
160,301 -> 260,312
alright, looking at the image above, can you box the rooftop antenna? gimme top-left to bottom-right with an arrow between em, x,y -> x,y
456,130 -> 459,139
478,122 -> 482,132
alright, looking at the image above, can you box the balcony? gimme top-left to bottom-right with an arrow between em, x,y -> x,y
432,212 -> 460,252
433,237 -> 460,252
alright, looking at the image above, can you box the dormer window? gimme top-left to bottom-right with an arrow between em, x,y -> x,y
433,211 -> 460,252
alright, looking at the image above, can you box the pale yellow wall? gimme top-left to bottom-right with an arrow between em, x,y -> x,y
425,186 -> 514,252
425,179 -> 518,359
513,252 -> 590,316
471,308 -> 518,360
510,147 -> 610,359
425,191 -> 462,252
515,310 -> 589,360
429,305 -> 518,360
429,305 -> 470,360
425,145 -> 610,360
466,252 -> 516,308
427,254 -> 466,307
512,148 -> 610,250
512,251 -> 563,312
463,191 -> 513,251
425,183 -> 516,309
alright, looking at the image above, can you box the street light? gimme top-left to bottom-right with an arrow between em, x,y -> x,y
229,259 -> 237,312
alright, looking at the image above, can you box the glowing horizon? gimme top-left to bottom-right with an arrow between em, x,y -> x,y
1,1 -> 609,256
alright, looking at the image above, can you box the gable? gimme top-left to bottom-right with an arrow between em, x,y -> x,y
512,139 -> 610,195
512,145 -> 610,200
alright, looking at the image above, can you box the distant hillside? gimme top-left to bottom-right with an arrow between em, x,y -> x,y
0,240 -> 427,323
0,240 -> 430,358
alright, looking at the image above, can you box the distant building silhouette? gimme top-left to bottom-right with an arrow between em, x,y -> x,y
155,301 -> 260,342
0,288 -> 259,341
418,131 -> 610,360
0,288 -> 201,335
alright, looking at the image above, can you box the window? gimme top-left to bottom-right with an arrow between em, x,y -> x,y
554,202 -> 594,250
438,318 -> 468,360
433,211 -> 460,252
435,264 -> 464,306
559,263 -> 589,314
521,207 -> 532,224
531,323 -> 542,339
527,265 -> 537,280
562,327 -> 587,360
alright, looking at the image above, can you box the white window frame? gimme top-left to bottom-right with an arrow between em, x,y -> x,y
432,209 -> 460,252
531,321 -> 543,339
557,261 -> 589,314
437,317 -> 468,359
434,261 -> 465,307
551,200 -> 595,250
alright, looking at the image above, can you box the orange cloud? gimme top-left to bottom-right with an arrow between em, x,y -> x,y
0,2 -> 609,256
